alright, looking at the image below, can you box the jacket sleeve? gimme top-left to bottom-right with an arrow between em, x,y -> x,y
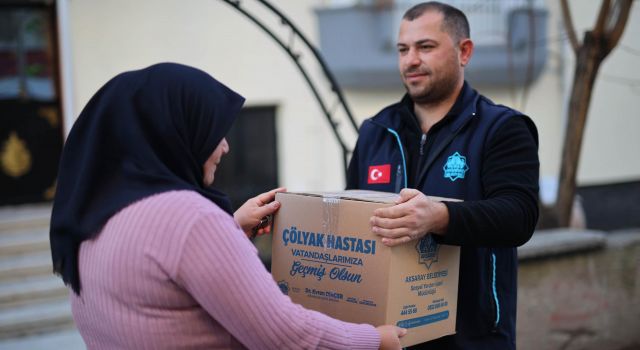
440,116 -> 540,247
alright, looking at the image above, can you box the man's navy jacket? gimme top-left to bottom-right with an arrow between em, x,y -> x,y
347,82 -> 539,349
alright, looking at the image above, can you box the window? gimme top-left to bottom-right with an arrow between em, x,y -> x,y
214,106 -> 279,210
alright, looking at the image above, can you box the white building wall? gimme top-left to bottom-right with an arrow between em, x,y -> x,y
63,0 -> 639,192
342,0 -> 640,190
342,0 -> 567,184
566,2 -> 640,185
66,0 -> 343,191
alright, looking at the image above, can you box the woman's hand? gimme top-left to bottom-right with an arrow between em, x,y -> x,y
234,187 -> 286,238
376,325 -> 406,350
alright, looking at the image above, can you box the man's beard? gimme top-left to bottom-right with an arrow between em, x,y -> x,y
403,69 -> 459,105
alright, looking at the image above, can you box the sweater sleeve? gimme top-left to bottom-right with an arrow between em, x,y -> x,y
441,116 -> 540,247
174,209 -> 380,350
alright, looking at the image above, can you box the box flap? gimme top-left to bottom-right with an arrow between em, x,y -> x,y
286,190 -> 400,204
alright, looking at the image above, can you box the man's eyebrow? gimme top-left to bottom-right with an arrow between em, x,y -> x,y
396,38 -> 437,47
415,39 -> 437,45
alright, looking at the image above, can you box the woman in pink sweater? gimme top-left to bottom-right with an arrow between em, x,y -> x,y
50,63 -> 405,349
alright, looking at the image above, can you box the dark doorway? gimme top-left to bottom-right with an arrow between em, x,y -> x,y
214,106 -> 279,210
0,2 -> 63,206
213,105 -> 279,270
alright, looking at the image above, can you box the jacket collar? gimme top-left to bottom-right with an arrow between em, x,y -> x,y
373,81 -> 479,134
447,81 -> 479,132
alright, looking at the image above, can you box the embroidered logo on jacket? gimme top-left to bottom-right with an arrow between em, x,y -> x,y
367,164 -> 391,184
416,234 -> 439,269
443,152 -> 469,181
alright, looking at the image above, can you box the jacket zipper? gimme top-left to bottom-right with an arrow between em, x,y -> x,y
490,252 -> 500,331
414,133 -> 427,185
394,164 -> 403,193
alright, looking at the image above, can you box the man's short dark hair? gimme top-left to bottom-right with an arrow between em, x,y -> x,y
403,1 -> 470,42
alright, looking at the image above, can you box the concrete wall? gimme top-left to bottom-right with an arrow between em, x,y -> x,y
517,236 -> 640,350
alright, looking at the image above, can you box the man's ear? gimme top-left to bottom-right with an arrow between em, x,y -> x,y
459,38 -> 474,67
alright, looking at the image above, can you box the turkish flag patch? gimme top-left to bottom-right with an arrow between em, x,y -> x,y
367,164 -> 391,184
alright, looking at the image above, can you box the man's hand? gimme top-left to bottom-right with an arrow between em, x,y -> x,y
370,188 -> 449,247
234,187 -> 286,238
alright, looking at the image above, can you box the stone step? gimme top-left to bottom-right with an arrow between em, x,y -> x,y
0,228 -> 49,257
0,275 -> 68,310
519,229 -> 606,260
0,251 -> 53,282
0,298 -> 74,339
0,328 -> 85,350
0,204 -> 51,233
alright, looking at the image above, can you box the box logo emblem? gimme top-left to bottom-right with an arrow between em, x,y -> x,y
278,280 -> 289,295
367,164 -> 391,184
416,234 -> 439,269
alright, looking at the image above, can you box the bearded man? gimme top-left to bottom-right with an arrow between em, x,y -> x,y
347,2 -> 540,349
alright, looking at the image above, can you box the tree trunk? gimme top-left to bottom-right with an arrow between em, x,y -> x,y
555,31 -> 605,227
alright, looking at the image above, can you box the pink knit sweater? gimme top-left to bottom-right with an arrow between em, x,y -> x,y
70,190 -> 380,349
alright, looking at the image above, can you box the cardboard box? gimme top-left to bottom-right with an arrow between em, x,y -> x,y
271,190 -> 460,347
